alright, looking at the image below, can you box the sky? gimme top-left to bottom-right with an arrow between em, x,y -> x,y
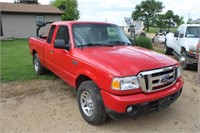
1,0 -> 200,26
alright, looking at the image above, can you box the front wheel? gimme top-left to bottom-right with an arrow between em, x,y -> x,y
179,51 -> 190,70
77,81 -> 108,125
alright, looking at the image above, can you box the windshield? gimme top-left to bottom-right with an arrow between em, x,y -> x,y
72,23 -> 131,47
185,26 -> 200,38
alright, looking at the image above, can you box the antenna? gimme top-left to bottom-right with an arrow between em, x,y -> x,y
80,0 -> 82,22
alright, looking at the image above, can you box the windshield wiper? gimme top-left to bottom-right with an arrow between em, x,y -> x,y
78,43 -> 113,48
109,41 -> 131,45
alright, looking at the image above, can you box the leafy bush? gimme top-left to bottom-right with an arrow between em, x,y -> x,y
135,36 -> 153,50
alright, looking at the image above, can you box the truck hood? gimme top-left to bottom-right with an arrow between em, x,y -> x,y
74,46 -> 177,76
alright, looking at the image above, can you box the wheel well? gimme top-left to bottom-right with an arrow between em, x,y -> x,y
76,75 -> 91,89
32,50 -> 37,63
32,49 -> 37,56
181,47 -> 186,53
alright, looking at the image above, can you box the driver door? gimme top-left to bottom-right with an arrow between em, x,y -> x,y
173,26 -> 184,55
52,25 -> 75,83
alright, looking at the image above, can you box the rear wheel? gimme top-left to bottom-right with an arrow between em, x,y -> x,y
179,51 -> 190,70
33,54 -> 46,75
164,40 -> 171,55
77,81 -> 108,125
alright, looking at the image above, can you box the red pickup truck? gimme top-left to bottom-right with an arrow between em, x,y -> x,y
29,21 -> 184,125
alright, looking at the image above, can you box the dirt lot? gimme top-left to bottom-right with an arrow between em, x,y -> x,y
1,69 -> 200,133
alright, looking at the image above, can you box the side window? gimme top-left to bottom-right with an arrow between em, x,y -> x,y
55,26 -> 70,44
176,27 -> 181,34
47,25 -> 56,44
179,26 -> 185,36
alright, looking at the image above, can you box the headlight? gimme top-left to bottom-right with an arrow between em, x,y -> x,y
177,66 -> 182,78
188,45 -> 196,55
111,76 -> 139,91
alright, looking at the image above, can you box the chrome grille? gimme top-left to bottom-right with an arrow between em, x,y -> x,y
138,66 -> 177,93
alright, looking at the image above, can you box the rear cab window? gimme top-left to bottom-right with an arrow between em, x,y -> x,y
47,25 -> 56,44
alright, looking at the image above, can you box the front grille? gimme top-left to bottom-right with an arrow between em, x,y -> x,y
138,66 -> 177,93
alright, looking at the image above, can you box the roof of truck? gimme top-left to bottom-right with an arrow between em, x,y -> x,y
180,24 -> 200,27
52,21 -> 117,26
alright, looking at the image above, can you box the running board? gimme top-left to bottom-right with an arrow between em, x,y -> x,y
172,51 -> 180,59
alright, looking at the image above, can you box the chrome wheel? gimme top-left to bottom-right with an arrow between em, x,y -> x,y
77,81 -> 108,125
33,54 -> 46,75
164,47 -> 166,53
179,51 -> 189,69
80,91 -> 93,117
34,59 -> 39,72
180,55 -> 186,65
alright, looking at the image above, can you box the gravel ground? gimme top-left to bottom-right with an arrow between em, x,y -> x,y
1,69 -> 200,133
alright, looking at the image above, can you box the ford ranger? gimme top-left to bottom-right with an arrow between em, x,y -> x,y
29,21 -> 184,125
165,24 -> 200,69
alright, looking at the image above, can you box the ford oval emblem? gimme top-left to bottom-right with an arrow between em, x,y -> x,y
161,75 -> 170,83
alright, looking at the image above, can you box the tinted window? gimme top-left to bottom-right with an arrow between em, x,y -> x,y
47,25 -> 56,44
185,26 -> 200,38
178,26 -> 185,35
55,26 -> 70,44
72,24 -> 131,47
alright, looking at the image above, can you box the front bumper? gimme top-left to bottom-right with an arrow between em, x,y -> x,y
186,52 -> 198,66
107,88 -> 182,119
101,78 -> 183,115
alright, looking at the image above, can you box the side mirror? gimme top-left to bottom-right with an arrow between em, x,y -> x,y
54,39 -> 70,50
174,31 -> 179,37
179,34 -> 184,38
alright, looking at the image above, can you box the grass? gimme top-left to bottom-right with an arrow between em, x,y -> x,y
153,47 -> 164,54
147,27 -> 178,33
0,39 -> 57,83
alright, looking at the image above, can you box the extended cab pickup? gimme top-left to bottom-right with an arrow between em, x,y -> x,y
29,21 -> 184,125
165,24 -> 200,69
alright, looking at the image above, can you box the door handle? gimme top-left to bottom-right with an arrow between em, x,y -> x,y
50,50 -> 54,54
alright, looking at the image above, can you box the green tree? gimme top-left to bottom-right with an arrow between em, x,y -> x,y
173,15 -> 184,26
154,10 -> 184,31
164,10 -> 175,31
187,18 -> 193,24
51,0 -> 80,21
155,14 -> 166,30
132,0 -> 164,32
164,10 -> 184,30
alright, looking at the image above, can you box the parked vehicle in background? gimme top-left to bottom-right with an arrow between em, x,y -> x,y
165,24 -> 200,69
153,29 -> 168,44
156,29 -> 167,36
123,17 -> 144,35
29,21 -> 184,125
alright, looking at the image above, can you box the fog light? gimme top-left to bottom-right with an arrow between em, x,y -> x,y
127,106 -> 133,113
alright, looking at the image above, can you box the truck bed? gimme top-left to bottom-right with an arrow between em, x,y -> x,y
29,37 -> 47,66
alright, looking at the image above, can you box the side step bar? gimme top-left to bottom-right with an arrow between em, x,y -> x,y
171,51 -> 180,59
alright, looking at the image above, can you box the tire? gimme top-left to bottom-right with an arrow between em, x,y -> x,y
164,40 -> 171,55
179,51 -> 190,70
33,54 -> 46,75
77,81 -> 108,125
